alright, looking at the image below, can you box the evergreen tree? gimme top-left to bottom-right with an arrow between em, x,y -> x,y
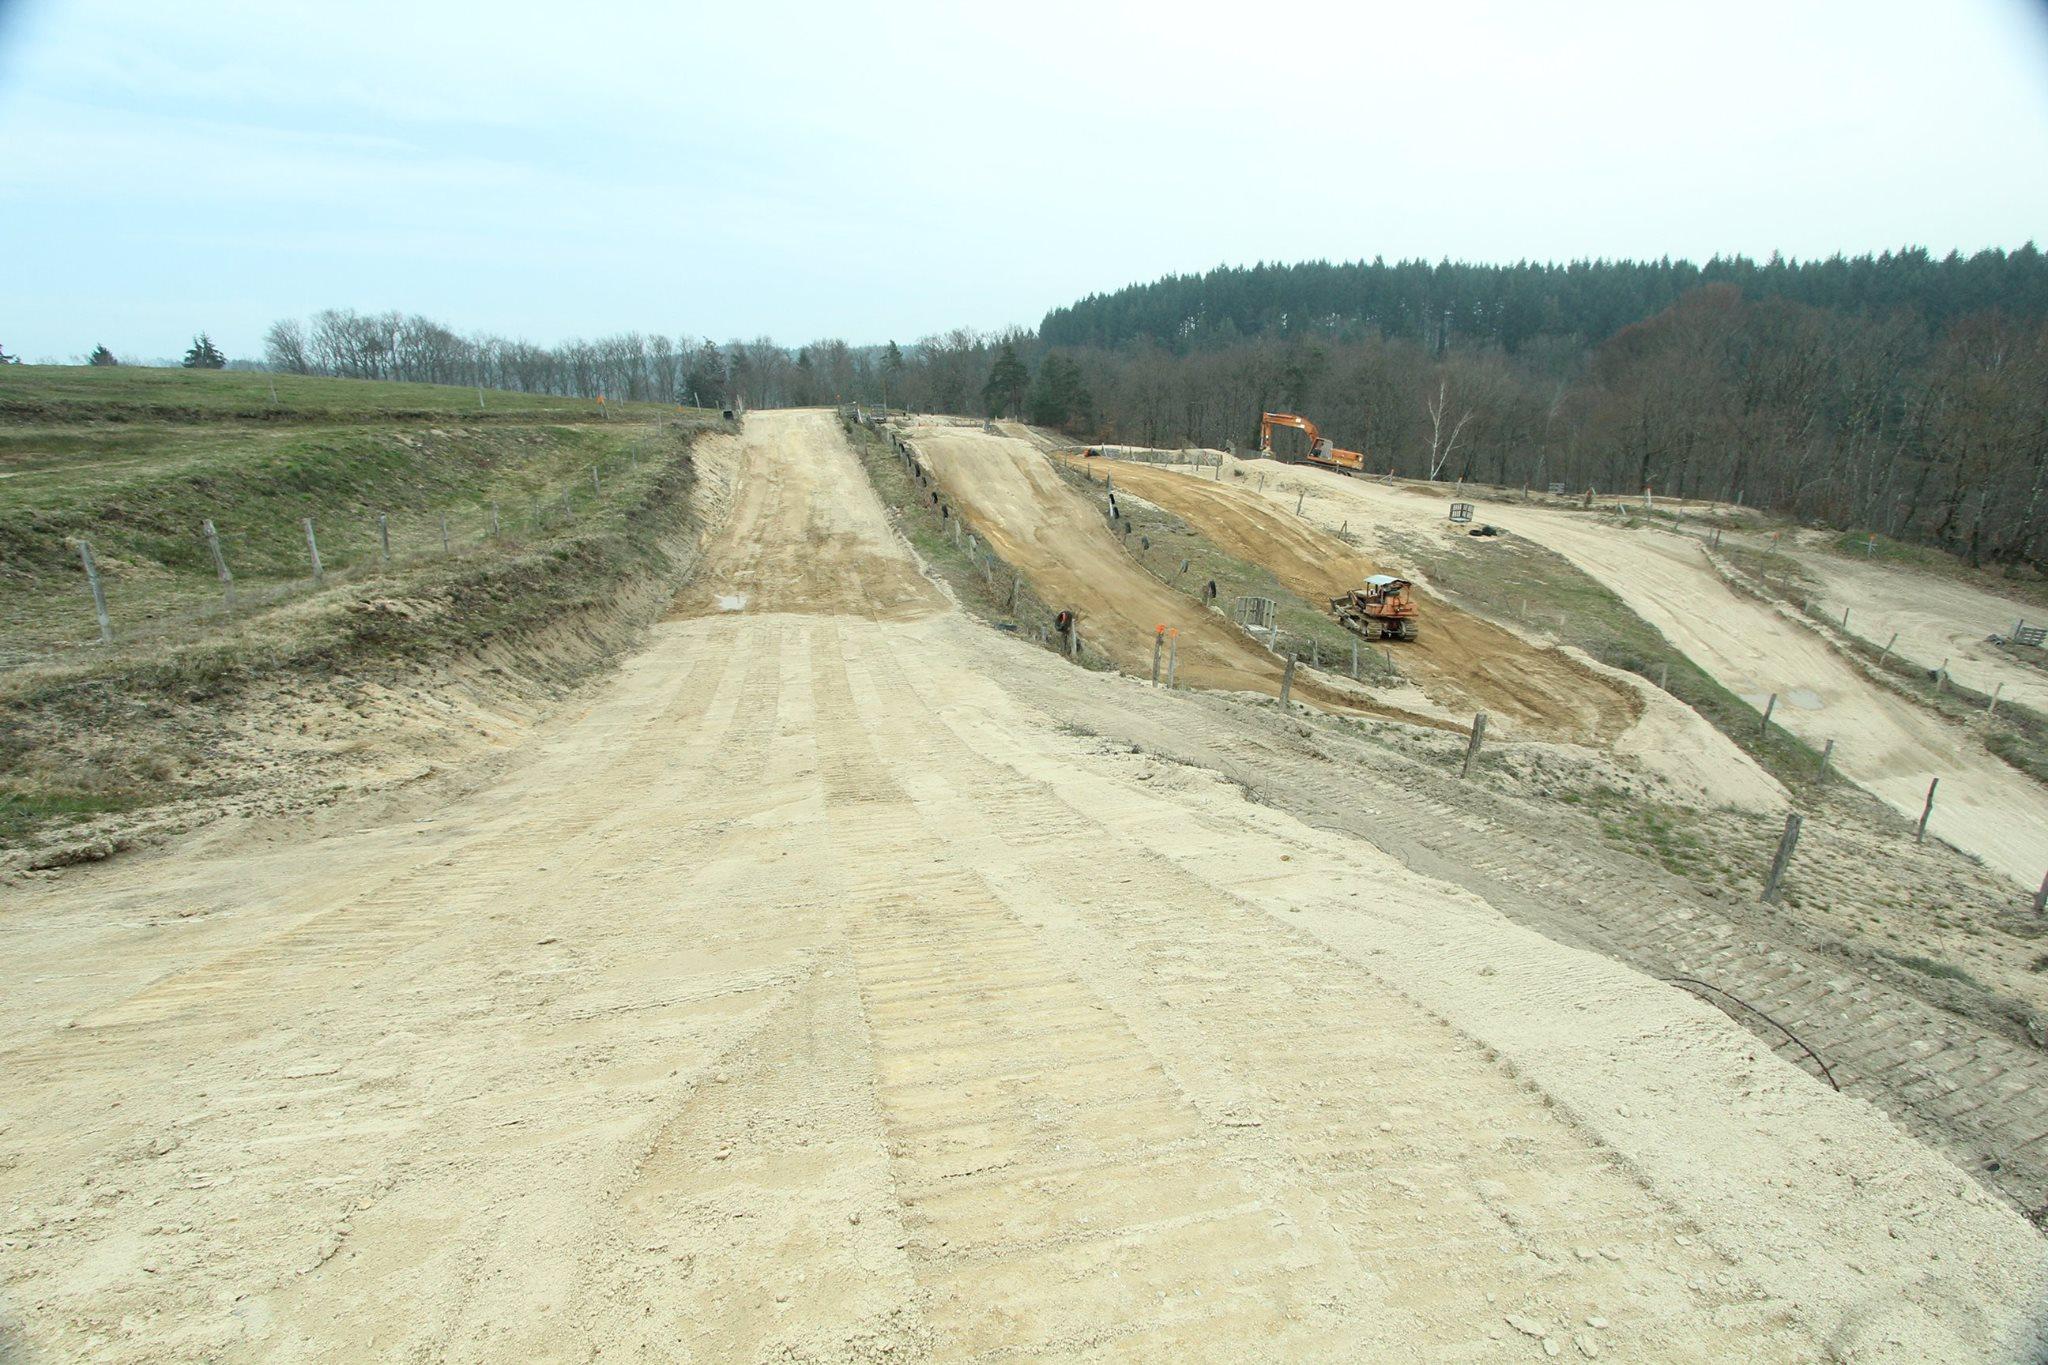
982,342 -> 1029,417
1027,353 -> 1094,430
88,345 -> 118,367
181,333 -> 227,369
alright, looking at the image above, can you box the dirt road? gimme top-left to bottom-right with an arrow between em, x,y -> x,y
1233,459 -> 2048,888
3,412 -> 2043,1361
1784,541 -> 2048,713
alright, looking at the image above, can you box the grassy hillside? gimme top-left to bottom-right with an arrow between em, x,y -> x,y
0,364 -> 682,423
0,366 -> 727,857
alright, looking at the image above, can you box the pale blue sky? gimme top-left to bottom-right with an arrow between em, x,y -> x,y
4,0 -> 2047,361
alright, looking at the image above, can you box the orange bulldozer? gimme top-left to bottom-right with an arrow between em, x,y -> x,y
1330,575 -> 1420,641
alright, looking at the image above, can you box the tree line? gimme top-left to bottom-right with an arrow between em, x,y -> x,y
1040,247 -> 2048,355
1055,283 -> 2048,571
253,243 -> 2048,572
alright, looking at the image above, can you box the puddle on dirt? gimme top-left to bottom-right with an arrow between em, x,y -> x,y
715,594 -> 748,613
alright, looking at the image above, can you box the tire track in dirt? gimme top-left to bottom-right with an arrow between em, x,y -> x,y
836,624 -> 1800,1360
967,638 -> 2048,1220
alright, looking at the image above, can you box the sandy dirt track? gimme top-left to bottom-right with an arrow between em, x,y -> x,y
1233,459 -> 2048,887
1786,543 -> 2048,714
1089,459 -> 1638,744
3,411 -> 2044,1362
905,426 -> 1397,721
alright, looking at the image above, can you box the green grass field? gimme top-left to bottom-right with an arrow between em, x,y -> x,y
0,363 -> 686,423
0,367 -> 717,669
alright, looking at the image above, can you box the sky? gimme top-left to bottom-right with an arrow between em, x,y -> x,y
3,0 -> 2047,362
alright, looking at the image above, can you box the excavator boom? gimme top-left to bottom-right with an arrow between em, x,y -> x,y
1258,410 -> 1367,474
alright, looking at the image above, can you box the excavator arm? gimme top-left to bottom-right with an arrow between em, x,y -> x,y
1259,410 -> 1367,473
1259,411 -> 1321,453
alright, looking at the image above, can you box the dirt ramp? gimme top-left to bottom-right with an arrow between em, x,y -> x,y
669,410 -> 946,621
1095,462 -> 1640,745
908,428 -> 1418,720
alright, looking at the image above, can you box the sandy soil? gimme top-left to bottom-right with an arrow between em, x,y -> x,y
1781,539 -> 2048,713
1225,458 -> 2048,888
1088,458 -> 1638,745
903,425 -> 1404,721
3,411 -> 2044,1362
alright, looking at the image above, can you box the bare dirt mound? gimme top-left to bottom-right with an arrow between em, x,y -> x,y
670,410 -> 946,621
1097,460 -> 1640,745
905,427 -> 1422,722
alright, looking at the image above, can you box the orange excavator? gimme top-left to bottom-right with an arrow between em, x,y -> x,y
1259,411 -> 1367,474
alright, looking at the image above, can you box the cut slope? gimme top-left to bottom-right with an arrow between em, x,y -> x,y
904,425 -> 1405,719
1092,459 -> 1639,744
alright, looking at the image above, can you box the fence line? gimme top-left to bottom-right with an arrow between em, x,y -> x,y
25,441 -> 673,673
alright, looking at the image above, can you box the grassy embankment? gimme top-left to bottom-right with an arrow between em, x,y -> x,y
0,365 -> 723,849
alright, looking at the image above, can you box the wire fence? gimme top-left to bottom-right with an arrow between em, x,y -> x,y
9,441 -> 672,676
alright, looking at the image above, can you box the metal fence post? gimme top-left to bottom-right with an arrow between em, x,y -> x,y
303,517 -> 323,580
77,539 -> 113,644
440,512 -> 451,554
379,513 -> 391,562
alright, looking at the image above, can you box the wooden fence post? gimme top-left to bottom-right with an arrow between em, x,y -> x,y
1878,632 -> 1898,667
1760,692 -> 1777,739
77,540 -> 113,644
1762,811 -> 1803,904
1916,778 -> 1939,842
1989,682 -> 2004,716
489,502 -> 501,537
1461,712 -> 1488,778
440,513 -> 451,554
1279,654 -> 1296,709
1152,627 -> 1165,685
1817,737 -> 1835,782
378,513 -> 391,562
2034,870 -> 2048,916
202,519 -> 233,606
1167,630 -> 1179,688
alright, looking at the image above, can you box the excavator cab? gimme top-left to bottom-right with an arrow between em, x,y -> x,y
1330,574 -> 1419,642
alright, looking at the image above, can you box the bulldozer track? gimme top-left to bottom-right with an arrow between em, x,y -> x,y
966,637 -> 2048,1219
